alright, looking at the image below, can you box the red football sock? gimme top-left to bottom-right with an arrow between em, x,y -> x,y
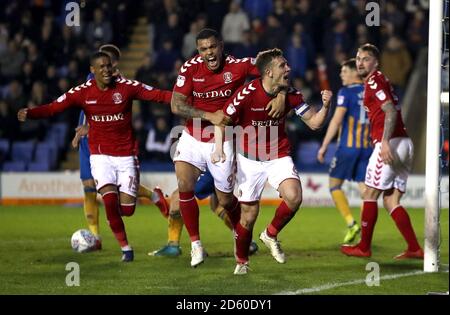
266,201 -> 295,238
225,195 -> 241,228
359,200 -> 378,251
179,191 -> 200,241
120,203 -> 136,217
235,222 -> 252,264
102,191 -> 128,247
390,205 -> 421,251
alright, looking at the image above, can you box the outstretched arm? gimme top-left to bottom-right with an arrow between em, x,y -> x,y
317,107 -> 346,163
301,90 -> 333,130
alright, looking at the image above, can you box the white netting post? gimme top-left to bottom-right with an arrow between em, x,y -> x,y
424,0 -> 443,273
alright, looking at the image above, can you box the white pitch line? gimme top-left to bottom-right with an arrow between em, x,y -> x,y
275,267 -> 448,295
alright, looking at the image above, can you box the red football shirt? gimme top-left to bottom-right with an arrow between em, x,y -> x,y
27,78 -> 172,156
363,70 -> 408,143
173,54 -> 259,142
223,79 -> 310,161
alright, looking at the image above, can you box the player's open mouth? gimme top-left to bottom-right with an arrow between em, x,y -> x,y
103,75 -> 112,80
207,56 -> 218,68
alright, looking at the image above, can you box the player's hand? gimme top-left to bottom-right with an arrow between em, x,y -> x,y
71,125 -> 89,148
266,92 -> 286,119
321,90 -> 333,107
206,110 -> 227,126
380,140 -> 395,165
317,146 -> 327,163
211,150 -> 226,164
17,108 -> 28,122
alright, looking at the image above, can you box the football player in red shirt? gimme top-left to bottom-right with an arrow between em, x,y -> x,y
170,28 -> 285,267
341,44 -> 423,259
18,52 -> 172,262
218,48 -> 332,274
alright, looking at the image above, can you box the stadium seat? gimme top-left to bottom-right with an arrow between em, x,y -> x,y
11,140 -> 36,163
2,161 -> 26,172
46,122 -> 68,149
296,141 -> 328,172
0,138 -> 10,164
34,141 -> 58,169
27,160 -> 51,172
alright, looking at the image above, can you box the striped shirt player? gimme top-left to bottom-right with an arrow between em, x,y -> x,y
331,84 -> 372,183
318,59 -> 372,244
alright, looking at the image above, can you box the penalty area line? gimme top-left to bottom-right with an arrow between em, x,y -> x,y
275,269 -> 430,295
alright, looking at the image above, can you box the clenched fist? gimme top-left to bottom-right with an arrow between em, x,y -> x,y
17,108 -> 28,122
321,90 -> 333,107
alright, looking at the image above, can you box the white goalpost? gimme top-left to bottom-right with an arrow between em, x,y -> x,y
424,0 -> 444,273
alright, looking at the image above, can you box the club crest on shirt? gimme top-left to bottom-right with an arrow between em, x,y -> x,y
112,92 -> 123,104
223,72 -> 232,84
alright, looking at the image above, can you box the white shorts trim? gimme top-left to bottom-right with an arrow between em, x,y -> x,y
365,137 -> 413,192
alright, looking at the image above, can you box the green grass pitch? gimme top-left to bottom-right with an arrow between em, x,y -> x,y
0,204 -> 447,295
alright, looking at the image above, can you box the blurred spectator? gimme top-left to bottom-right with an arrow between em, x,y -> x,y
182,21 -> 199,59
406,9 -> 428,59
260,15 -> 286,50
85,8 -> 113,49
0,40 -> 26,82
0,100 -> 19,140
155,12 -> 184,51
221,1 -> 250,53
0,23 -> 9,55
285,34 -> 308,78
4,80 -> 27,114
243,0 -> 273,22
155,39 -> 181,73
232,30 -> 258,58
381,36 -> 412,100
145,116 -> 172,161
204,0 -> 230,32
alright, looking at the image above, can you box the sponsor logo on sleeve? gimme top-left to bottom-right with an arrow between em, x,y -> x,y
176,75 -> 186,87
337,95 -> 345,105
375,90 -> 386,101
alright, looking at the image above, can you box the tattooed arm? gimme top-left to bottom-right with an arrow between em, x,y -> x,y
171,92 -> 225,125
380,101 -> 397,165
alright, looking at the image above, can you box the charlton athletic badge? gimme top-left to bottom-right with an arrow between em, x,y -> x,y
112,92 -> 123,104
223,72 -> 232,84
